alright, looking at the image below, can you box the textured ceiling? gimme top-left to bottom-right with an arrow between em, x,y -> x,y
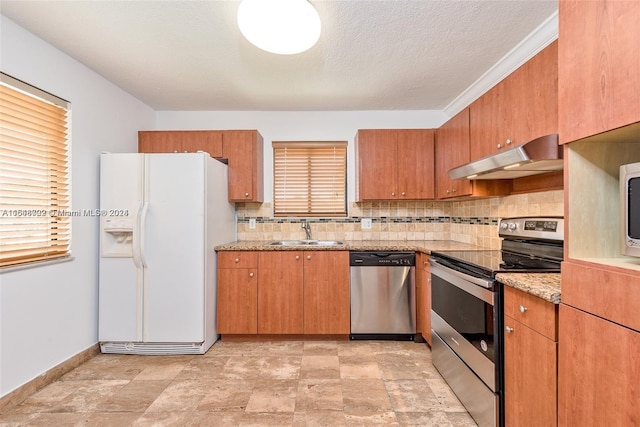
0,0 -> 557,111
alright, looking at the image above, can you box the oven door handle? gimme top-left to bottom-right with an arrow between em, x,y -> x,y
430,259 -> 495,305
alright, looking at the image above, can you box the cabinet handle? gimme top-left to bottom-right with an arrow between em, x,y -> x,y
505,326 -> 514,333
497,143 -> 502,149
307,255 -> 311,260
295,255 -> 300,260
391,192 -> 396,196
452,188 -> 457,193
401,192 -> 406,196
249,272 -> 254,278
446,189 -> 451,194
234,258 -> 240,263
506,138 -> 512,145
519,305 -> 528,313
244,192 -> 250,197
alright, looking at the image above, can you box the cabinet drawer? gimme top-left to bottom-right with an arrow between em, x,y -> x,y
217,251 -> 258,269
504,286 -> 557,340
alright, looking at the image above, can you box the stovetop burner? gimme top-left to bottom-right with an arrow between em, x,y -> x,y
431,217 -> 564,279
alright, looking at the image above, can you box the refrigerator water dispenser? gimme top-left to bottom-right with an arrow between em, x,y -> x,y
101,218 -> 134,257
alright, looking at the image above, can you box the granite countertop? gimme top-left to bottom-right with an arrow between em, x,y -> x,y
496,273 -> 561,304
214,239 -> 484,254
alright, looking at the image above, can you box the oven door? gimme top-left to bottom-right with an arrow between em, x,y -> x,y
430,259 -> 500,392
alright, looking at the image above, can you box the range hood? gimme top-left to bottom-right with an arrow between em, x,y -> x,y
449,134 -> 562,180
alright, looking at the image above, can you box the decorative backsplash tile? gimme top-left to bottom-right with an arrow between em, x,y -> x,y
234,190 -> 564,249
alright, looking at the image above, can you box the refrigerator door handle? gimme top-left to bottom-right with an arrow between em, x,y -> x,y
139,201 -> 150,268
132,203 -> 143,268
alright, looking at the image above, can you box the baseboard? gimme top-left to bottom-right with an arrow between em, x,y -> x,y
0,343 -> 100,414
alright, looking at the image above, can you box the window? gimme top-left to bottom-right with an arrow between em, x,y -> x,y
0,73 -> 71,267
273,141 -> 347,216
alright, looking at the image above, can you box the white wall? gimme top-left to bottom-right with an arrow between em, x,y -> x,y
0,16 -> 154,397
156,110 -> 449,204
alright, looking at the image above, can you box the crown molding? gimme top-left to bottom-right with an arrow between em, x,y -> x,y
442,10 -> 558,119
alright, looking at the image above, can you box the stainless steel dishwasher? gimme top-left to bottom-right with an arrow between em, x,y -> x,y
349,252 -> 416,340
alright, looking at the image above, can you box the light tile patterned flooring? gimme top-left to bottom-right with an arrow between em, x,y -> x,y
0,340 -> 477,426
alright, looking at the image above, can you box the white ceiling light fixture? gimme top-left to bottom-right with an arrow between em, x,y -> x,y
237,0 -> 321,55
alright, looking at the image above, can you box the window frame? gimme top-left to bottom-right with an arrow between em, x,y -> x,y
0,72 -> 72,268
272,141 -> 347,217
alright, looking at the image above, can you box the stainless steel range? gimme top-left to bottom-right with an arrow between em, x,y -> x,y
429,217 -> 563,427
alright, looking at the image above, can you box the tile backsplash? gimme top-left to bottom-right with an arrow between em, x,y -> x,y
235,190 -> 563,249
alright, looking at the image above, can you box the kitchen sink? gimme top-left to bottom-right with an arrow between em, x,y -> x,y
268,240 -> 345,247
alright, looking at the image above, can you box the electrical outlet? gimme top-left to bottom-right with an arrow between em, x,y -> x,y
249,218 -> 256,229
361,218 -> 372,230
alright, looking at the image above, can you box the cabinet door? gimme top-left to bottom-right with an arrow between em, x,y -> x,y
356,129 -> 398,200
558,305 -> 640,426
217,268 -> 257,334
257,251 -> 304,334
559,0 -> 640,144
138,131 -> 183,153
397,130 -> 435,199
504,315 -> 557,427
436,108 -> 473,199
416,253 -> 431,345
223,130 -> 264,202
510,40 -> 558,146
303,251 -> 350,334
469,82 -> 506,160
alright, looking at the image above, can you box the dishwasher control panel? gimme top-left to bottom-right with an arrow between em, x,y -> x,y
349,252 -> 415,266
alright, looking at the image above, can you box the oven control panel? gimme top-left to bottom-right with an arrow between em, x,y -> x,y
499,217 -> 564,242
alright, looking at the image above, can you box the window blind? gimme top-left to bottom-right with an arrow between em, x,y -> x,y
273,141 -> 347,216
0,74 -> 71,267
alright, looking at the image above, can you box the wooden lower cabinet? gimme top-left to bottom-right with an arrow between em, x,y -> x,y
503,286 -> 558,426
558,305 -> 640,426
217,251 -> 259,334
504,314 -> 557,426
217,250 -> 349,337
303,251 -> 350,334
415,253 -> 431,345
258,251 -> 304,334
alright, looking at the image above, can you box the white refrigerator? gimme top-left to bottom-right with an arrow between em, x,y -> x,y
98,152 -> 235,355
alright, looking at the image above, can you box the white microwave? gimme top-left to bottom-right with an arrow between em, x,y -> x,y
621,162 -> 640,257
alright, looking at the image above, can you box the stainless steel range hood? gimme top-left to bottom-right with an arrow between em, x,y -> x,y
448,134 -> 562,180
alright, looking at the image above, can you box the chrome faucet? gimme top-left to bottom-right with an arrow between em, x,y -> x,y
301,221 -> 313,240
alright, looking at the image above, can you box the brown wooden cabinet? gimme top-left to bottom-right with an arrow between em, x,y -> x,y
503,286 -> 558,427
138,130 -> 223,157
217,250 -> 349,337
558,304 -> 640,426
303,251 -> 350,334
435,108 -> 514,199
415,253 -> 431,345
558,0 -> 640,144
257,251 -> 304,334
355,129 -> 435,201
216,252 -> 258,334
470,41 -> 558,159
222,130 -> 264,202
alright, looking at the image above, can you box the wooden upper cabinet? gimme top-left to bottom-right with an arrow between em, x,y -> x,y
356,129 -> 435,201
397,129 -> 435,199
470,41 -> 558,159
558,0 -> 640,144
222,130 -> 264,202
436,108 -> 473,199
138,130 -> 223,157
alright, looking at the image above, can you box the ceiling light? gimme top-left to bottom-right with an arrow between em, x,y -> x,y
237,0 -> 321,55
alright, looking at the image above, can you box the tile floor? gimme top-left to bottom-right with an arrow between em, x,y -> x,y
0,340 -> 477,426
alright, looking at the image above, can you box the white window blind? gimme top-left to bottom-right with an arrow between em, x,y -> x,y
0,73 -> 71,267
273,141 -> 347,216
